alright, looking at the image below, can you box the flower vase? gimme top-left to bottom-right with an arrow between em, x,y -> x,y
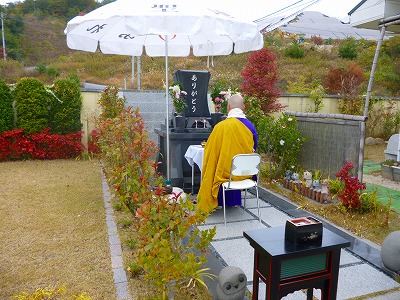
174,115 -> 186,133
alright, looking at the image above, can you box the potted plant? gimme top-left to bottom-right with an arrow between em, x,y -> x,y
169,82 -> 187,132
169,82 -> 187,115
209,79 -> 237,126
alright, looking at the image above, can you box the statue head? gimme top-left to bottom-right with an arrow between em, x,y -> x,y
303,170 -> 312,180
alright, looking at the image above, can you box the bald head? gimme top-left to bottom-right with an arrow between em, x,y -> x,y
227,93 -> 244,111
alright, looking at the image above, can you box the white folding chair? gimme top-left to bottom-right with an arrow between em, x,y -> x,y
221,153 -> 262,226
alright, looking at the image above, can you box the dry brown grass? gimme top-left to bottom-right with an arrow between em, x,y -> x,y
0,160 -> 115,299
364,143 -> 387,163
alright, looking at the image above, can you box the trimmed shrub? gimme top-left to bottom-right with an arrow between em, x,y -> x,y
339,38 -> 357,59
0,78 -> 13,133
14,77 -> 50,134
284,43 -> 305,58
0,128 -> 83,161
49,78 -> 82,134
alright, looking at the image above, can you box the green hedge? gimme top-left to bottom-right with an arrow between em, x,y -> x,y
14,78 -> 50,135
0,78 -> 13,133
49,78 -> 82,134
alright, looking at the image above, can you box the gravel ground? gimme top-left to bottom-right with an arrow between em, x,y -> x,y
363,173 -> 400,191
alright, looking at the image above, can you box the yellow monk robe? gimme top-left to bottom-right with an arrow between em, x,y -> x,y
197,118 -> 254,212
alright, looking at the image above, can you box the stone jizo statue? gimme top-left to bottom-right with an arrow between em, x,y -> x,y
216,266 -> 247,300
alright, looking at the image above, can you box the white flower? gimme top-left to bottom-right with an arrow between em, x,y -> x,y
169,84 -> 185,99
280,140 -> 285,146
220,89 -> 233,100
288,117 -> 293,121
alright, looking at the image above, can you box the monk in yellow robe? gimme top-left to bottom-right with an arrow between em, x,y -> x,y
197,94 -> 258,212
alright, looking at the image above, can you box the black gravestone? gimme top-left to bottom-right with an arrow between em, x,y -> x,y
173,70 -> 211,118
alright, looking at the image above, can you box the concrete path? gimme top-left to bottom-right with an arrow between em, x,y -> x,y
101,172 -> 132,300
199,187 -> 400,300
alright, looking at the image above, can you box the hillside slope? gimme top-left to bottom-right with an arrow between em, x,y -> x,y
0,12 -> 398,97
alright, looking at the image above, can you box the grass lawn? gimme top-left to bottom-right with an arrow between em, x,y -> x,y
0,160 -> 116,299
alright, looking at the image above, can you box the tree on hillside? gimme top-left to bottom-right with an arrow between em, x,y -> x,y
324,62 -> 366,115
241,48 -> 283,114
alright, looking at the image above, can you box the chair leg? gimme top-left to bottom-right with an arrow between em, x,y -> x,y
222,186 -> 227,226
256,186 -> 261,222
244,189 -> 247,209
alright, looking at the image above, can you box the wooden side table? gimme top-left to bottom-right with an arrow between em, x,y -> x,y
243,226 -> 350,300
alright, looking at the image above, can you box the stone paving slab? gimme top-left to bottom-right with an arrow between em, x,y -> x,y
340,249 -> 362,265
211,237 -> 255,282
204,206 -> 256,224
201,186 -> 400,300
199,220 -> 265,240
336,264 -> 399,299
250,206 -> 292,227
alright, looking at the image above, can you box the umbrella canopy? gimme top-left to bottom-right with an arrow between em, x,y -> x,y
65,0 -> 263,57
64,0 -> 264,181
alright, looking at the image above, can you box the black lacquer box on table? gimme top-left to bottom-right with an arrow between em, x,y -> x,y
285,216 -> 323,245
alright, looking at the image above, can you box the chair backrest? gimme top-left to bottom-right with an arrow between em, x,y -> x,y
230,153 -> 261,178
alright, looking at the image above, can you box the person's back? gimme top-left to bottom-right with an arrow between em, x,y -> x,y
197,94 -> 258,212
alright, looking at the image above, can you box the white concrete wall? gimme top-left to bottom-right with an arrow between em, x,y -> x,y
81,89 -> 400,149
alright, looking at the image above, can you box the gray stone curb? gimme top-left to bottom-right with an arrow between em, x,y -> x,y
101,171 -> 132,300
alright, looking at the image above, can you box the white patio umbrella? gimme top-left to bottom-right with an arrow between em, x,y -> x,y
64,0 -> 264,181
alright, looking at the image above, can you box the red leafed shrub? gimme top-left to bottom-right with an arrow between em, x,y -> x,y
88,128 -> 101,154
0,128 -> 83,161
0,129 -> 33,160
241,48 -> 283,114
310,35 -> 324,45
324,62 -> 365,97
335,161 -> 366,212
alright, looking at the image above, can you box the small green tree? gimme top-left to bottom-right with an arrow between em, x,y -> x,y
98,85 -> 126,120
49,78 -> 82,134
134,193 -> 216,296
284,42 -> 305,58
339,38 -> 358,59
14,77 -> 50,134
254,113 -> 306,180
0,78 -> 13,133
309,84 -> 325,113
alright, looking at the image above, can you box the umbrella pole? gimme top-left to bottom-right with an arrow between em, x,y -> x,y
165,35 -> 170,182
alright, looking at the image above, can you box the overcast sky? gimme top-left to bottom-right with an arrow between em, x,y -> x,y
0,0 -> 362,22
